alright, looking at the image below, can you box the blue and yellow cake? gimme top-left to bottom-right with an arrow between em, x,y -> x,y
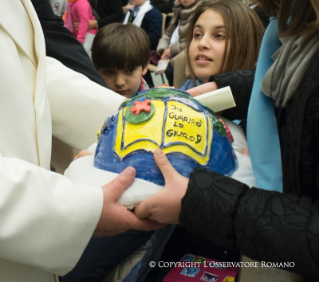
94,88 -> 237,186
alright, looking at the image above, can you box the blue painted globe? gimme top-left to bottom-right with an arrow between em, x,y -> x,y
94,88 -> 237,186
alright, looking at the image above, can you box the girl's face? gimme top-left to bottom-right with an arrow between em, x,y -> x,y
189,9 -> 226,83
180,0 -> 196,8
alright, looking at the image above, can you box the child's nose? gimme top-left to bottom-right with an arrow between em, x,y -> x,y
198,35 -> 210,49
115,75 -> 125,87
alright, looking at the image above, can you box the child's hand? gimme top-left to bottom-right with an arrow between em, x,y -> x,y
73,20 -> 79,31
73,20 -> 97,31
135,149 -> 188,224
186,81 -> 218,97
74,150 -> 91,160
161,49 -> 171,60
88,20 -> 98,30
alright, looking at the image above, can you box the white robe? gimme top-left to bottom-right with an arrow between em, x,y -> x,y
0,0 -> 124,281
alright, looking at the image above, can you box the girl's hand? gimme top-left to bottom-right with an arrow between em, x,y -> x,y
161,49 -> 171,60
186,81 -> 218,97
134,149 -> 189,224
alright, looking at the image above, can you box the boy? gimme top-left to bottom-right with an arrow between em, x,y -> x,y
62,23 -> 156,282
123,0 -> 162,50
92,23 -> 151,98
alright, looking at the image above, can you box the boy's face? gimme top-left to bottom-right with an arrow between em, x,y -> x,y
99,66 -> 148,98
130,0 -> 147,7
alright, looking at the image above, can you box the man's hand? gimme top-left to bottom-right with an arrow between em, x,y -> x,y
161,49 -> 171,60
134,149 -> 189,224
94,167 -> 165,237
186,81 -> 218,97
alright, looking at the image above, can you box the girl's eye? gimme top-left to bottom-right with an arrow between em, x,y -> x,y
215,34 -> 225,39
193,32 -> 202,39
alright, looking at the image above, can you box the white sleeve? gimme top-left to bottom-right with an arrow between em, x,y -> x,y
45,56 -> 125,150
0,154 -> 103,275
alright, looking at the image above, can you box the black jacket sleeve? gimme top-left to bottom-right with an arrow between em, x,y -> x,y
179,168 -> 319,279
209,69 -> 255,120
141,9 -> 162,50
96,0 -> 124,29
31,0 -> 107,87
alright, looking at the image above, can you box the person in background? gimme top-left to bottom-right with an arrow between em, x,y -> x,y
151,0 -> 175,14
156,0 -> 201,86
92,23 -> 150,98
135,0 -> 319,280
64,0 -> 97,57
123,0 -> 161,50
84,0 -> 124,30
49,0 -> 67,16
123,0 -> 162,86
32,0 -> 106,86
122,0 -> 130,6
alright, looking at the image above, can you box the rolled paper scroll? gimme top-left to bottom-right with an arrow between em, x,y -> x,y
194,86 -> 236,112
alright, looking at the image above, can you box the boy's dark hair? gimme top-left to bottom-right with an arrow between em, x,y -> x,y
92,23 -> 150,70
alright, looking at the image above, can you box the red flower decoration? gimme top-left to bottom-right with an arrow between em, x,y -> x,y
130,99 -> 152,115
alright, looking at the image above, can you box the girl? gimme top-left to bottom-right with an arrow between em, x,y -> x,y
125,2 -> 265,281
64,0 -> 97,57
180,0 -> 264,123
136,0 -> 319,280
181,0 -> 264,89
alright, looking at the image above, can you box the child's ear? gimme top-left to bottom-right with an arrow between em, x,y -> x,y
142,60 -> 150,76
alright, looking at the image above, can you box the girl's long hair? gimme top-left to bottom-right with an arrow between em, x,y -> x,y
256,0 -> 319,37
186,0 -> 264,79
